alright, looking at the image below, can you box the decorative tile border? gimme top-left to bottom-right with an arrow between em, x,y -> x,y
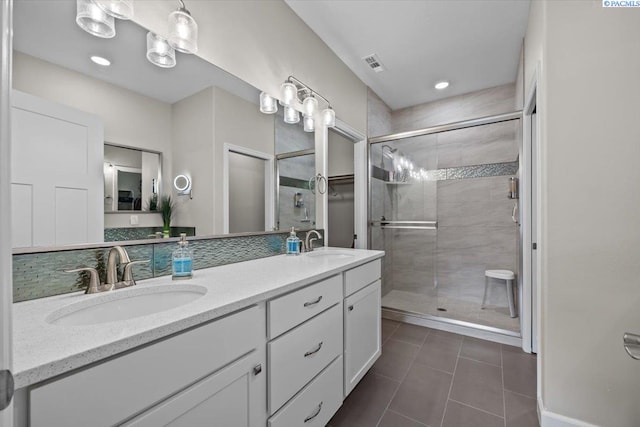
104,227 -> 196,242
13,230 -> 322,302
372,161 -> 518,183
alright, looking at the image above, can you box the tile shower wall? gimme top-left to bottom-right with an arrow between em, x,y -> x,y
13,231 -> 322,302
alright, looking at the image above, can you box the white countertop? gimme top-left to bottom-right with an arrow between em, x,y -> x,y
12,248 -> 384,389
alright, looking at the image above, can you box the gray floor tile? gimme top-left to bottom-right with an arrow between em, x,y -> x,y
450,357 -> 504,416
414,331 -> 462,373
502,344 -> 537,398
442,400 -> 504,427
390,323 -> 430,346
389,362 -> 452,427
329,372 -> 400,427
378,410 -> 427,427
460,336 -> 502,366
382,319 -> 401,344
372,339 -> 420,381
505,390 -> 539,427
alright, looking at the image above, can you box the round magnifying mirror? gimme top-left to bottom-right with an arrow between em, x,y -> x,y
173,174 -> 191,194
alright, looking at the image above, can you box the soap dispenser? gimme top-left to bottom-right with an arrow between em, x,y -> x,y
172,233 -> 193,279
286,227 -> 301,255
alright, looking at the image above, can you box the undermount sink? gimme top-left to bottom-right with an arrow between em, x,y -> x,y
305,250 -> 356,259
46,285 -> 208,326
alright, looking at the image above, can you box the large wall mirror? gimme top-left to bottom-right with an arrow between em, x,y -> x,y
11,0 -> 317,250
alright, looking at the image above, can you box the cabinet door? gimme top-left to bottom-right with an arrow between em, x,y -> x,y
124,349 -> 266,427
344,280 -> 381,397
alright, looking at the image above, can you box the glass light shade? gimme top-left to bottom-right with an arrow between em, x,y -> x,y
146,32 -> 176,68
76,0 -> 115,38
260,92 -> 278,114
284,106 -> 300,124
322,108 -> 335,127
280,82 -> 298,106
168,9 -> 198,54
302,96 -> 318,117
93,0 -> 134,20
303,115 -> 315,133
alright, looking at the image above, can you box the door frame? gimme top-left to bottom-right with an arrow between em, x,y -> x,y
521,63 -> 542,354
0,0 -> 14,424
222,143 -> 275,234
325,119 -> 367,249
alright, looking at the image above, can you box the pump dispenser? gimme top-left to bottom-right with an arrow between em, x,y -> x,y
286,227 -> 301,255
172,233 -> 193,279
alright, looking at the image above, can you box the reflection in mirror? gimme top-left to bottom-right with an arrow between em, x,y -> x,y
275,109 -> 317,230
104,145 -> 161,212
11,0 -> 317,250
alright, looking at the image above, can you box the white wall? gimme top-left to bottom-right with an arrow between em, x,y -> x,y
132,1 -> 368,134
529,1 -> 640,425
171,87 -> 215,235
328,131 -> 354,177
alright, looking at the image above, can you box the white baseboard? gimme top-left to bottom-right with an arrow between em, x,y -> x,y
538,397 -> 600,427
382,308 -> 522,347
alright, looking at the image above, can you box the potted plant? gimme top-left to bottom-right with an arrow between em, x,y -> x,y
158,194 -> 176,238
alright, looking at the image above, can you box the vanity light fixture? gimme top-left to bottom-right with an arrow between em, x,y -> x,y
435,81 -> 450,90
93,0 -> 134,20
303,115 -> 315,133
259,92 -> 278,114
168,0 -> 198,54
261,76 -> 336,129
90,55 -> 111,66
76,0 -> 116,38
146,32 -> 176,68
284,106 -> 300,124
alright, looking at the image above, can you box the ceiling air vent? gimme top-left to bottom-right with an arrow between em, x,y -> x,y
362,54 -> 385,73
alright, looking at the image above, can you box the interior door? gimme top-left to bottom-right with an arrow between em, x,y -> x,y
531,110 -> 539,354
11,90 -> 103,248
0,1 -> 14,425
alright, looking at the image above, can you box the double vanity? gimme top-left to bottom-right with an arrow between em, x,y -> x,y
12,248 -> 384,427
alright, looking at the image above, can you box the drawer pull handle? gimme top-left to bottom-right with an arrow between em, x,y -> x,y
304,401 -> 323,423
304,341 -> 323,357
253,364 -> 262,376
348,305 -> 354,311
304,296 -> 323,307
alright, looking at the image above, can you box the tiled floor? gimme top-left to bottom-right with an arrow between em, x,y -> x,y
328,320 -> 538,427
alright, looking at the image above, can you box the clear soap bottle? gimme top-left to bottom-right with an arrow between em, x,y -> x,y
286,227 -> 301,255
172,233 -> 193,279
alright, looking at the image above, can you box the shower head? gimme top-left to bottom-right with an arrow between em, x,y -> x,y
381,145 -> 398,158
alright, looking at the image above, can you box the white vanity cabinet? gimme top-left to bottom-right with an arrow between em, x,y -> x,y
28,304 -> 267,427
343,259 -> 382,397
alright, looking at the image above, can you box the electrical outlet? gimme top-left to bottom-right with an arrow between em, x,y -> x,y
130,215 -> 139,225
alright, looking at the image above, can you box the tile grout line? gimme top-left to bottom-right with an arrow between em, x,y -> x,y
503,388 -> 537,400
447,398 -> 506,419
375,328 -> 430,427
439,333 -> 464,427
457,354 -> 502,368
385,409 -> 429,427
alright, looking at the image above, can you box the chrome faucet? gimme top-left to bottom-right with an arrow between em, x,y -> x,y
304,230 -> 323,252
106,246 -> 131,286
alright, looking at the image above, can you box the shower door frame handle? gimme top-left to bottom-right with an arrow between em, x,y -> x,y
370,220 -> 437,231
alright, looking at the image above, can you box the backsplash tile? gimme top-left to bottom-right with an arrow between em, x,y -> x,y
13,230 -> 321,302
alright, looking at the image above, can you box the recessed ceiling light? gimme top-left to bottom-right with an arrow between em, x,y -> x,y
90,55 -> 111,66
434,81 -> 449,90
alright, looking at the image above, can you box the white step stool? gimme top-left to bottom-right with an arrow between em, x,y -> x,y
482,270 -> 517,318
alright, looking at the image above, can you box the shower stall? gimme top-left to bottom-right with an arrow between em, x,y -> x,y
369,112 -> 522,336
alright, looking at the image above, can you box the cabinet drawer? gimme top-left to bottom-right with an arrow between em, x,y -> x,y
345,259 -> 381,296
268,356 -> 343,427
268,274 -> 342,339
30,304 -> 265,427
268,303 -> 343,414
